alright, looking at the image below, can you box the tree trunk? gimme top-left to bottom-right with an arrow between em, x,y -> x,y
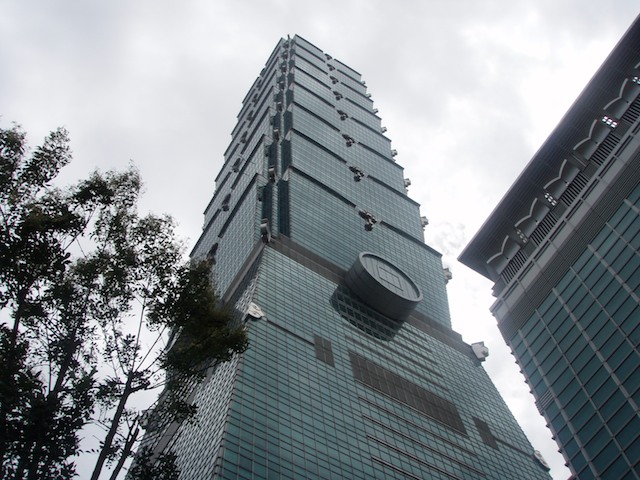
89,371 -> 134,480
108,424 -> 139,480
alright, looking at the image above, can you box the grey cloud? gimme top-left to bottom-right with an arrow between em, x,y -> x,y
3,2 -> 639,477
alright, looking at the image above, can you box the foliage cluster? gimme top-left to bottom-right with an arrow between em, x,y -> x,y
0,124 -> 247,479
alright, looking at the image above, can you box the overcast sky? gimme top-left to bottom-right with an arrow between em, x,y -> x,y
2,1 -> 639,478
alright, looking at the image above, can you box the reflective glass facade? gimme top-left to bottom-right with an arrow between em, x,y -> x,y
144,35 -> 551,479
460,18 -> 640,480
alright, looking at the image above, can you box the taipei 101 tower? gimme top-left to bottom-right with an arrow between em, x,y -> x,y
141,35 -> 552,480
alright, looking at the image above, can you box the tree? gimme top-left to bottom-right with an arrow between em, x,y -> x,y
0,124 -> 89,479
126,447 -> 179,480
0,123 -> 248,479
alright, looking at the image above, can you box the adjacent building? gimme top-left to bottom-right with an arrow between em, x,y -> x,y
460,17 -> 640,480
143,35 -> 552,479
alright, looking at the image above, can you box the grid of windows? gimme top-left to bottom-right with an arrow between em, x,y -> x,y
288,135 -> 422,238
339,85 -> 374,111
290,127 -> 405,191
511,182 -> 640,479
290,94 -> 392,160
292,66 -> 333,101
293,46 -> 326,73
291,85 -> 335,121
287,170 -> 451,325
349,351 -> 466,434
337,72 -> 368,97
314,335 -> 335,366
292,84 -> 390,155
213,249 -> 550,480
192,184 -> 261,294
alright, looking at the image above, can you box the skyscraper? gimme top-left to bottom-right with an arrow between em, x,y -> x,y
143,35 -> 552,479
459,17 -> 640,480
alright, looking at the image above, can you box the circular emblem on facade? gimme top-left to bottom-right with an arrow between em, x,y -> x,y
344,252 -> 422,321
